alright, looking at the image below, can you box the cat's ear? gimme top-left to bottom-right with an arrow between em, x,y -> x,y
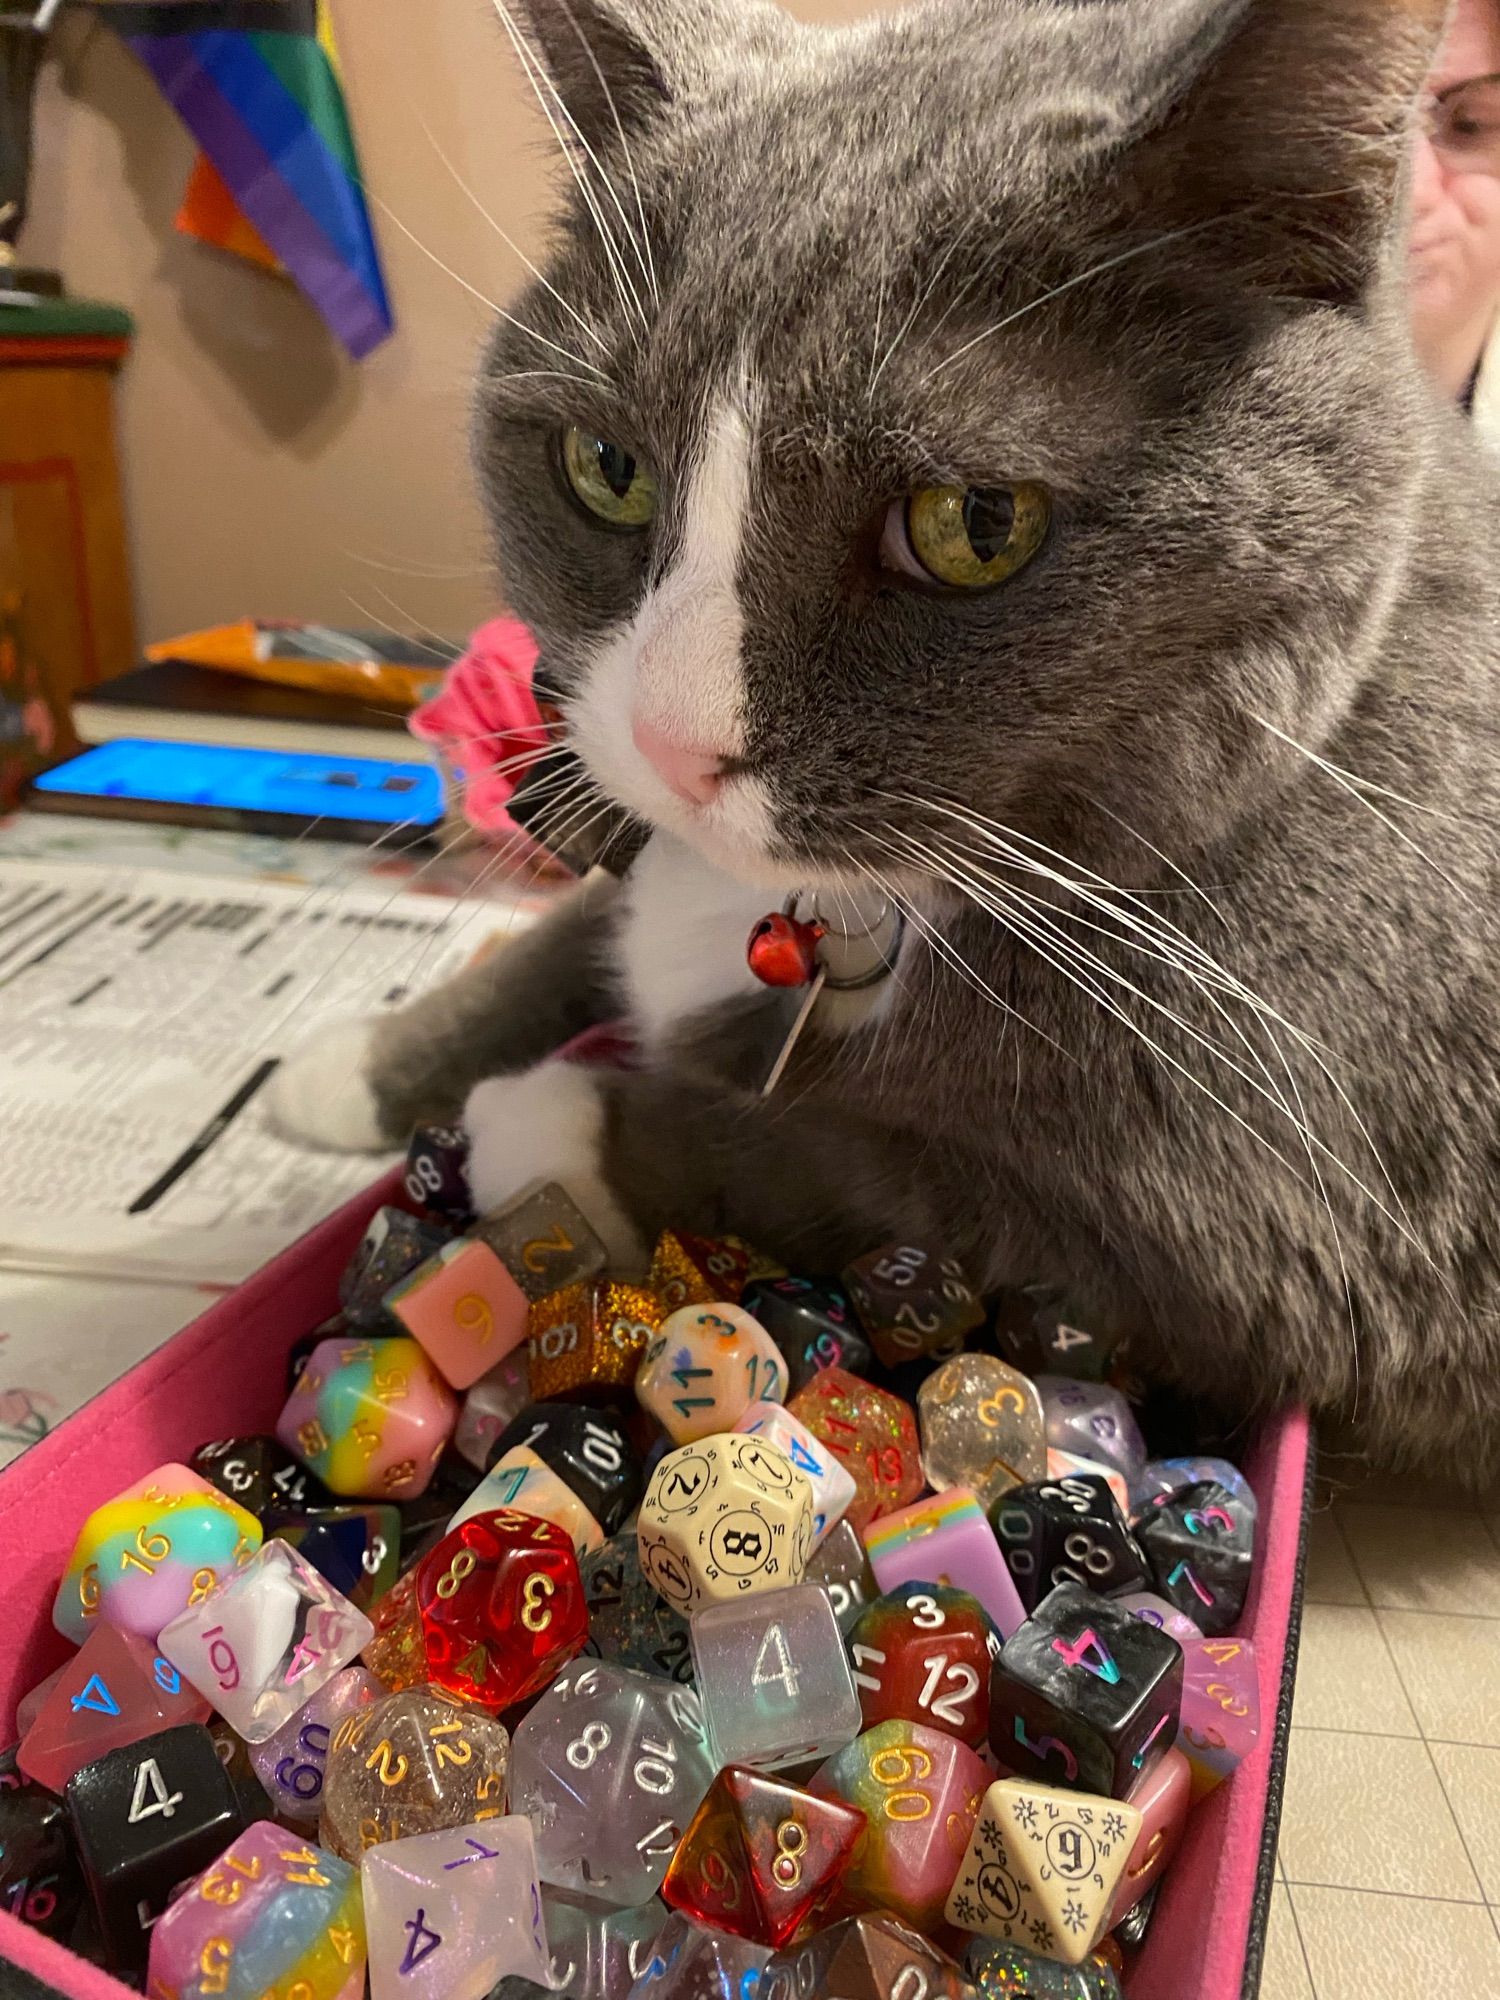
1121,0 -> 1451,303
505,0 -> 794,148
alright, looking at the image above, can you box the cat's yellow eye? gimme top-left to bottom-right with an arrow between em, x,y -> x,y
884,481 -> 1051,588
560,425 -> 657,529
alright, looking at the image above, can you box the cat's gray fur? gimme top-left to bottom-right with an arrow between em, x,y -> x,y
362,0 -> 1500,1474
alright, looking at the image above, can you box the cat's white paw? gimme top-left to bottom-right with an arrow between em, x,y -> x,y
266,1017 -> 390,1153
465,1062 -> 646,1270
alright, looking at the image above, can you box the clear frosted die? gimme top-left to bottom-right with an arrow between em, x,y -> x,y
690,1584 -> 862,1771
538,1888 -> 664,1999
363,1815 -> 550,2000
248,1666 -> 379,1822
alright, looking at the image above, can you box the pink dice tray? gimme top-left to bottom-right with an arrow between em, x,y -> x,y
0,1172 -> 1311,2000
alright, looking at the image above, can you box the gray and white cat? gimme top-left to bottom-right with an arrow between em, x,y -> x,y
272,0 -> 1500,1477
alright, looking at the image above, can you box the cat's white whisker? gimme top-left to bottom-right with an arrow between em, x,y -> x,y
548,0 -> 659,304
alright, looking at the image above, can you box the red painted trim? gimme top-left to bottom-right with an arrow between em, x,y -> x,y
0,456 -> 101,685
0,336 -> 130,367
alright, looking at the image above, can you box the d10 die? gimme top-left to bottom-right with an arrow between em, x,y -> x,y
490,1400 -> 642,1535
650,1229 -> 752,1311
363,1816 -> 548,2000
1176,1633 -> 1260,1800
662,1765 -> 864,1946
1047,1450 -> 1131,1517
248,1666 -> 379,1824
743,1277 -> 873,1393
66,1723 -> 243,1975
842,1240 -> 984,1366
340,1207 -> 450,1327
786,1367 -> 921,1533
691,1583 -> 862,1771
1136,1481 -> 1255,1635
847,1583 -> 997,1747
54,1464 -> 262,1645
990,1583 -> 1183,1799
760,1912 -> 976,2000
452,1350 -> 531,1472
401,1122 -> 473,1221
191,1434 -> 329,1517
158,1539 -> 374,1743
734,1399 -> 856,1547
811,1718 -> 990,1930
477,1179 -> 609,1301
276,1335 -> 458,1502
18,1623 -> 209,1795
147,1818 -> 365,2000
580,1530 -> 695,1684
413,1508 -> 587,1710
452,1449 -> 604,1559
319,1686 -> 508,1862
991,1475 -> 1147,1615
1036,1381 -> 1146,1484
527,1280 -> 663,1401
384,1237 -> 529,1392
636,1304 -> 787,1444
945,1776 -> 1140,1964
865,1488 -> 1026,1641
637,1434 -> 814,1617
805,1519 -> 880,1636
918,1353 -> 1046,1507
625,1912 -> 770,1998
507,1661 -> 714,1907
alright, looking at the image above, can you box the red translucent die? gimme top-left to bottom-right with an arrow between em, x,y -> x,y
1109,1743 -> 1192,1924
662,1765 -> 865,1947
17,1625 -> 209,1794
1176,1633 -> 1260,1801
811,1718 -> 988,1931
786,1368 -> 921,1534
415,1508 -> 587,1710
847,1584 -> 997,1747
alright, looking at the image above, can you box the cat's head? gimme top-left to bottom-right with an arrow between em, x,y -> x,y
477,0 -> 1447,897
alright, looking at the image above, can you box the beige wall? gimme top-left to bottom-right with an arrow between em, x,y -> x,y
21,0 -> 885,649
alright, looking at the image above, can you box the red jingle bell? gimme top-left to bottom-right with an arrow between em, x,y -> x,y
747,912 -> 825,987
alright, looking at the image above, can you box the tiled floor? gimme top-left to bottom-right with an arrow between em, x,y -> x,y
1262,1461 -> 1500,1998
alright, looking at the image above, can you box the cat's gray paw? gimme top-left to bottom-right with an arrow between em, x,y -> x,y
266,1017 -> 392,1153
465,1061 -> 647,1270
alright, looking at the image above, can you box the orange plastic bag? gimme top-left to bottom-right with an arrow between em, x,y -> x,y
145,620 -> 449,710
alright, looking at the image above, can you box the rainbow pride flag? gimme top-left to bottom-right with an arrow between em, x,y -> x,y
108,0 -> 393,358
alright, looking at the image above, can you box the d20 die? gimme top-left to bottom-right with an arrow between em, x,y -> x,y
0,1785 -> 82,1942
146,1818 -> 365,2000
847,1583 -> 997,1747
637,1434 -> 814,1618
864,1488 -> 1026,1642
690,1583 -> 862,1772
384,1237 -> 529,1392
917,1353 -> 1046,1507
990,1584 -> 1183,1800
742,1277 -> 873,1393
528,1280 -> 664,1401
363,1816 -> 548,2000
760,1912 -> 976,2000
340,1207 -> 450,1327
491,1400 -> 643,1535
805,1519 -> 879,1637
810,1719 -> 989,1931
275,1335 -> 458,1502
636,1304 -> 787,1444
1036,1382 -> 1146,1485
319,1686 -> 509,1862
733,1400 -> 856,1547
842,1240 -> 984,1367
1176,1633 -> 1260,1800
453,1449 -> 604,1560
991,1475 -> 1147,1615
651,1229 -> 751,1311
1136,1482 -> 1255,1635
507,1661 -> 714,1907
158,1539 -> 374,1744
248,1666 -> 380,1825
18,1624 -> 209,1795
661,1766 -> 864,1946
580,1530 -> 695,1684
785,1368 -> 921,1534
945,1776 -> 1140,1964
413,1508 -> 587,1710
66,1723 -> 243,1975
625,1912 -> 770,1997
191,1435 -> 330,1517
477,1180 -> 609,1301
54,1463 -> 261,1644
401,1122 -> 474,1222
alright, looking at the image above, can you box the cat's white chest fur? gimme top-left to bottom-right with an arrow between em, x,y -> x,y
614,832 -> 770,1051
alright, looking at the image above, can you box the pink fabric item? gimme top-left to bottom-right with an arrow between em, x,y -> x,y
407,615 -> 551,841
0,1162 -> 1308,1998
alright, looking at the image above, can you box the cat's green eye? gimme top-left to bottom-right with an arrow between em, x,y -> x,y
560,425 -> 657,529
888,481 -> 1051,588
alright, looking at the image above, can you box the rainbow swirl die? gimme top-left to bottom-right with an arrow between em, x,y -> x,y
54,1464 -> 262,1645
276,1336 -> 458,1502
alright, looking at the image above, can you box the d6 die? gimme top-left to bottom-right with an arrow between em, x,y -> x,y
413,1508 -> 587,1709
363,1816 -> 548,2000
786,1367 -> 921,1534
917,1353 -> 1046,1506
507,1661 -> 714,1906
637,1434 -> 814,1617
1036,1381 -> 1146,1485
662,1766 -> 864,1946
691,1583 -> 861,1771
847,1583 -> 997,1747
636,1303 -> 788,1443
991,1475 -> 1147,1614
158,1539 -> 374,1743
580,1529 -> 695,1684
1136,1480 -> 1255,1635
384,1238 -> 529,1391
528,1280 -> 663,1400
990,1583 -> 1183,1799
477,1179 -> 609,1300
276,1335 -> 458,1501
491,1400 -> 643,1534
742,1277 -> 873,1392
842,1240 -> 984,1366
319,1686 -> 508,1862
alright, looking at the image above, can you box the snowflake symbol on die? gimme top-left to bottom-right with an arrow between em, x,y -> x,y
1030,1918 -> 1055,1952
951,1892 -> 981,1928
1061,1897 -> 1090,1936
980,1816 -> 1009,1858
1103,1810 -> 1129,1847
1012,1798 -> 1039,1838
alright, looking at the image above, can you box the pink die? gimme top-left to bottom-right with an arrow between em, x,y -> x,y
1115,1589 -> 1204,1648
147,1819 -> 365,2000
275,1336 -> 458,1501
384,1238 -> 528,1390
1046,1447 -> 1131,1517
1177,1633 -> 1261,1802
862,1487 -> 1026,1641
1111,1744 -> 1192,1923
17,1624 -> 209,1794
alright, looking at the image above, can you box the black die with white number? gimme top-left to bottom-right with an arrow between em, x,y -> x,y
989,1582 -> 1183,1800
1136,1479 -> 1255,1635
842,1239 -> 984,1368
65,1723 -> 242,1973
191,1434 -> 329,1517
990,1473 -> 1147,1614
0,1783 -> 82,1941
402,1123 -> 475,1222
488,1401 -> 643,1537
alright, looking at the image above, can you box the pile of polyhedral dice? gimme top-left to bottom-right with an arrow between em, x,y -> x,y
0,1121 -> 1260,2000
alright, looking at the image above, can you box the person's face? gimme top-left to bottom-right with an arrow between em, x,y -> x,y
1410,0 -> 1500,337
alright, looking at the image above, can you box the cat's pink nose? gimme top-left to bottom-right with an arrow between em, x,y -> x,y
632,717 -> 726,805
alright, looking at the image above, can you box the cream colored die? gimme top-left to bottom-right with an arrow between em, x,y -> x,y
635,1303 -> 787,1444
944,1776 -> 1141,1964
449,1446 -> 604,1560
637,1432 -> 814,1617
